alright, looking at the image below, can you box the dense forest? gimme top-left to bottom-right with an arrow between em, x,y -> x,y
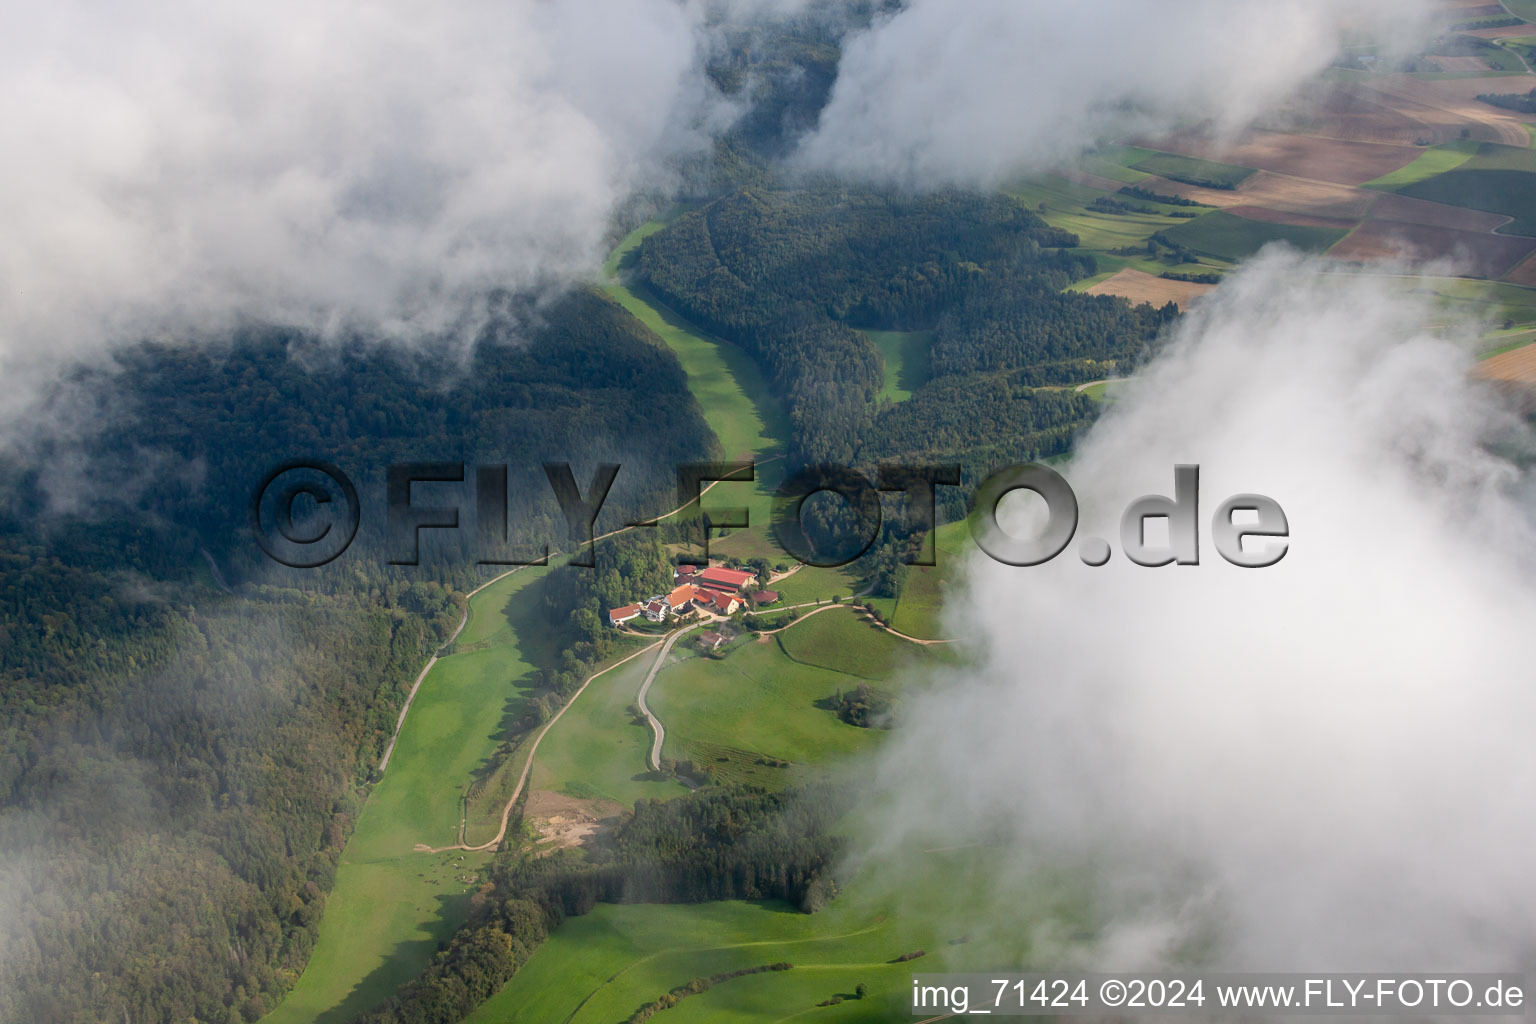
636,186 -> 1173,474
632,184 -> 1175,551
0,289 -> 717,1024
351,785 -> 842,1024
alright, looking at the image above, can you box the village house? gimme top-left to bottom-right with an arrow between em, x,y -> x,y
607,604 -> 641,627
666,584 -> 698,616
642,599 -> 668,623
750,590 -> 779,606
702,589 -> 741,616
698,631 -> 728,651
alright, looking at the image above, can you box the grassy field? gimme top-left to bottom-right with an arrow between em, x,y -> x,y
1465,142 -> 1536,173
863,329 -> 933,402
646,621 -> 900,769
602,221 -> 790,563
1010,176 -> 1171,250
463,842 -> 1070,1024
1410,275 -> 1536,326
528,650 -> 691,808
1079,378 -> 1130,402
771,563 -> 866,605
861,519 -> 973,641
1503,1 -> 1536,24
263,569 -> 548,1024
1362,139 -> 1480,190
1158,211 -> 1350,261
1130,151 -> 1256,190
1397,143 -> 1536,235
775,605 -> 907,681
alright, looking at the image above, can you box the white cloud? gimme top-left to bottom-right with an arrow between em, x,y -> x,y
864,251 -> 1536,975
0,0 -> 721,411
795,0 -> 1431,187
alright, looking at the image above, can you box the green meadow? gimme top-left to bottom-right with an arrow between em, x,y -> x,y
1397,144 -> 1536,235
264,569 -> 548,1024
1362,139 -> 1480,190
1129,151 -> 1255,190
1157,211 -> 1349,261
528,650 -> 691,808
863,519 -> 973,641
863,329 -> 933,402
464,841 -> 1087,1024
646,615 -> 911,769
602,220 -> 791,564
1006,175 -> 1226,277
776,605 -> 906,681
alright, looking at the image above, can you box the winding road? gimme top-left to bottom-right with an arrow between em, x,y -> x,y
634,620 -> 708,771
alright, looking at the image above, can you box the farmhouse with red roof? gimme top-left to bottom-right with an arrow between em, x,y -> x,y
607,604 -> 641,627
694,565 -> 756,594
666,584 -> 699,615
704,589 -> 741,615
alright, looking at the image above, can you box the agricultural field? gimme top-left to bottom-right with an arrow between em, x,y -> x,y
263,569 -> 548,1024
1332,218 -> 1536,277
1158,210 -> 1351,261
1155,128 -> 1421,186
1477,339 -> 1536,383
1362,139 -> 1481,189
1401,168 -> 1536,234
1128,151 -> 1256,190
1084,267 -> 1216,309
1394,141 -> 1536,235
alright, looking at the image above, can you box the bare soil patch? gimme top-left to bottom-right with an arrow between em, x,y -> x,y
1137,172 -> 1374,220
524,789 -> 618,851
1369,192 -> 1511,232
1329,220 -> 1536,276
1425,55 -> 1495,73
1300,85 -> 1439,146
1226,205 -> 1358,229
1147,128 -> 1421,185
1084,268 -> 1215,309
1364,75 -> 1536,148
1477,341 -> 1536,385
1504,250 -> 1536,285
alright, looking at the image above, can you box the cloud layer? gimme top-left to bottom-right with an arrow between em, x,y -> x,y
795,0 -> 1430,186
0,0 -> 720,392
864,251 -> 1536,974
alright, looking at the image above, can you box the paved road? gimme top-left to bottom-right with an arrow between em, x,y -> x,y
635,622 -> 704,771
